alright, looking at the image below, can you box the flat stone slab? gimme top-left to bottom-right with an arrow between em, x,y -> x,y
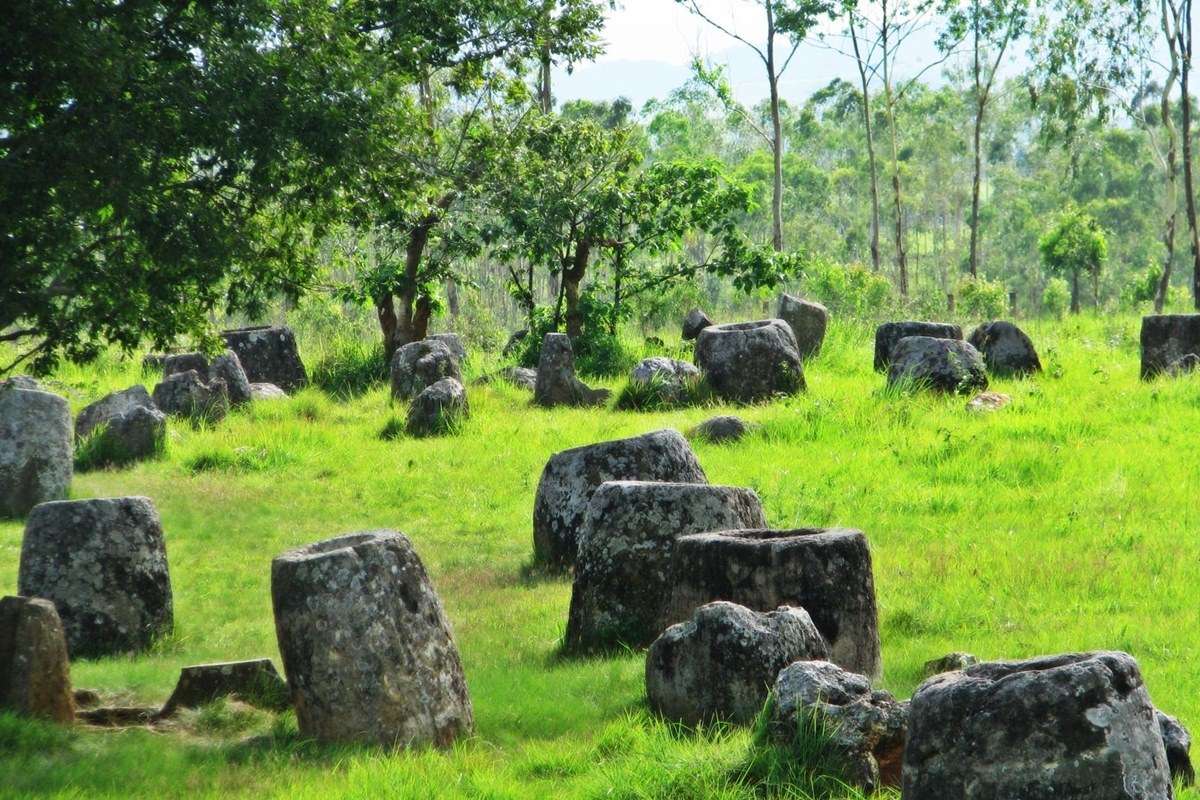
158,659 -> 288,717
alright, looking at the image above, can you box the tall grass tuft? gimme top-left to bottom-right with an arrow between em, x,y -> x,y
615,373 -> 713,412
310,336 -> 387,400
74,423 -> 165,471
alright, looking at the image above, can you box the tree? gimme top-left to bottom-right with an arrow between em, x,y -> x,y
677,0 -> 834,252
0,1 -> 393,374
844,3 -> 885,272
1039,207 -> 1108,313
941,0 -> 1029,278
1153,0 -> 1182,312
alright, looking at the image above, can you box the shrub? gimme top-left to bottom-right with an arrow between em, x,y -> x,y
1042,277 -> 1070,319
804,259 -> 893,318
957,275 -> 1009,319
1120,262 -> 1161,309
512,298 -> 635,378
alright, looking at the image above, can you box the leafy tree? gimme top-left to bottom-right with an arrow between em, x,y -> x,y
1038,207 -> 1108,313
0,1 -> 393,374
677,0 -> 834,252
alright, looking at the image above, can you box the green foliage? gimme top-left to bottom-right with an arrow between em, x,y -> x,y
182,445 -> 295,475
803,260 -> 893,318
615,373 -> 713,412
1038,206 -> 1108,311
1121,262 -> 1162,309
74,423 -> 166,472
309,337 -> 388,400
512,298 -> 634,377
957,276 -> 1009,319
1043,277 -> 1071,319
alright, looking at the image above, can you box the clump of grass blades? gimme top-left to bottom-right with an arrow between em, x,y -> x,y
183,444 -> 294,474
189,699 -> 272,738
310,336 -> 387,399
74,423 -> 165,471
615,373 -> 713,412
733,697 -> 868,800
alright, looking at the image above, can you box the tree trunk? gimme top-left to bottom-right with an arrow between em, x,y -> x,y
850,13 -> 882,272
881,0 -> 909,295
766,9 -> 784,253
1071,271 -> 1081,314
562,241 -> 590,339
446,280 -> 460,316
1179,2 -> 1200,309
377,218 -> 437,362
1157,0 -> 1181,313
968,10 -> 984,279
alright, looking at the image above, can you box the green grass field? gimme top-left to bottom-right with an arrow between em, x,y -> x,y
2,315 -> 1198,799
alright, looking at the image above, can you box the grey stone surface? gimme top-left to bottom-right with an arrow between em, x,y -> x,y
75,385 -> 165,464
208,351 -> 252,406
887,336 -> 988,394
647,602 -> 828,725
250,382 -> 287,400
152,370 -> 229,422
688,415 -> 757,444
18,497 -> 173,658
628,357 -> 702,404
390,339 -> 462,401
0,385 -> 72,518
874,321 -> 963,371
695,319 -> 805,403
533,429 -> 708,569
778,294 -> 828,359
923,652 -> 979,677
1167,353 -> 1200,377
771,660 -> 908,791
0,376 -> 40,391
534,333 -> 609,408
161,352 -> 210,377
271,530 -> 474,747
406,378 -> 469,437
427,333 -> 467,363
475,367 -> 537,391
968,320 -> 1042,376
668,528 -> 881,678
0,596 -> 74,723
682,308 -> 716,341
159,659 -> 288,717
1158,710 -> 1195,786
1141,314 -> 1200,379
903,651 -> 1173,800
221,325 -> 308,392
564,481 -> 766,653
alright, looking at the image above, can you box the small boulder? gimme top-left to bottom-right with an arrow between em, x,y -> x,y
903,652 -> 1173,800
390,339 -> 462,401
874,321 -> 962,371
887,336 -> 988,394
75,386 -> 165,464
271,531 -> 474,747
688,415 -> 757,444
159,659 -> 288,717
966,391 -> 1011,413
682,308 -> 715,341
19,497 -> 173,658
0,596 -> 74,723
922,652 -> 979,677
668,528 -> 881,678
1158,710 -> 1195,786
968,320 -> 1042,376
565,481 -> 766,653
771,660 -> 908,791
777,294 -> 828,359
1141,314 -> 1200,379
0,385 -> 73,518
221,325 -> 308,392
152,370 -> 229,422
534,333 -> 609,408
475,367 -> 537,391
627,357 -> 702,405
0,376 -> 41,391
250,382 -> 287,400
161,352 -> 210,377
406,378 -> 469,437
207,351 -> 252,406
695,319 -> 805,403
647,602 -> 828,725
533,429 -> 707,569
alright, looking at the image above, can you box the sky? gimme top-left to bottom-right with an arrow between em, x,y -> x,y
553,0 -> 953,109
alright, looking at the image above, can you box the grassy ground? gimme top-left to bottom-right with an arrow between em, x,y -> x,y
2,314 -> 1198,798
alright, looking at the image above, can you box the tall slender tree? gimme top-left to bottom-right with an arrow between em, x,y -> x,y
677,0 -> 833,252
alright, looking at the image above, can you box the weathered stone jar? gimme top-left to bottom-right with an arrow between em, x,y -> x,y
18,497 -> 173,657
533,429 -> 707,569
694,319 -> 805,403
271,530 -> 473,747
0,383 -> 72,518
222,325 -> 308,391
668,527 -> 881,678
874,321 -> 962,371
564,481 -> 765,653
